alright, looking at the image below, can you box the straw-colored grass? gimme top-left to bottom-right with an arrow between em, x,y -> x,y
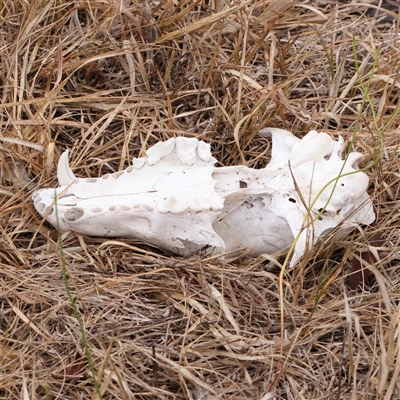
1,1 -> 400,398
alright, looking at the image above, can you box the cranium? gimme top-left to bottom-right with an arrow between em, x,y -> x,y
33,128 -> 375,266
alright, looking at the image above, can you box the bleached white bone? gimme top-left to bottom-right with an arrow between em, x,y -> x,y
32,129 -> 375,266
57,150 -> 77,185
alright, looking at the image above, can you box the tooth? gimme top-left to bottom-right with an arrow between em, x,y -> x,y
134,158 -> 146,170
57,150 -> 77,186
146,138 -> 176,166
197,141 -> 212,163
176,137 -> 198,165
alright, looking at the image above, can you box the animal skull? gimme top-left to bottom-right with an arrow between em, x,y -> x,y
33,128 -> 375,266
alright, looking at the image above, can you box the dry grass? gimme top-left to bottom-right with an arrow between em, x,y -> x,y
1,0 -> 400,398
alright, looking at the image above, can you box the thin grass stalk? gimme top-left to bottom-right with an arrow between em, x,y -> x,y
55,200 -> 103,400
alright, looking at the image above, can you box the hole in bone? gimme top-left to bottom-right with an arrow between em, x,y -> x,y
328,119 -> 338,129
340,183 -> 345,187
86,178 -> 97,183
242,201 -> 253,209
120,205 -> 131,211
111,171 -> 124,179
109,205 -> 116,211
316,208 -> 327,220
288,198 -> 296,203
102,174 -> 110,179
36,202 -> 46,213
324,155 -> 331,161
126,166 -> 134,173
92,207 -> 102,213
64,207 -> 84,222
239,180 -> 247,188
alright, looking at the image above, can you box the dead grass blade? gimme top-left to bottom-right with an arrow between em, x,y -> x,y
2,0 -> 400,398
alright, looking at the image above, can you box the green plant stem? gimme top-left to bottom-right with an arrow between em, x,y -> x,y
277,35 -> 387,358
55,199 -> 103,400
